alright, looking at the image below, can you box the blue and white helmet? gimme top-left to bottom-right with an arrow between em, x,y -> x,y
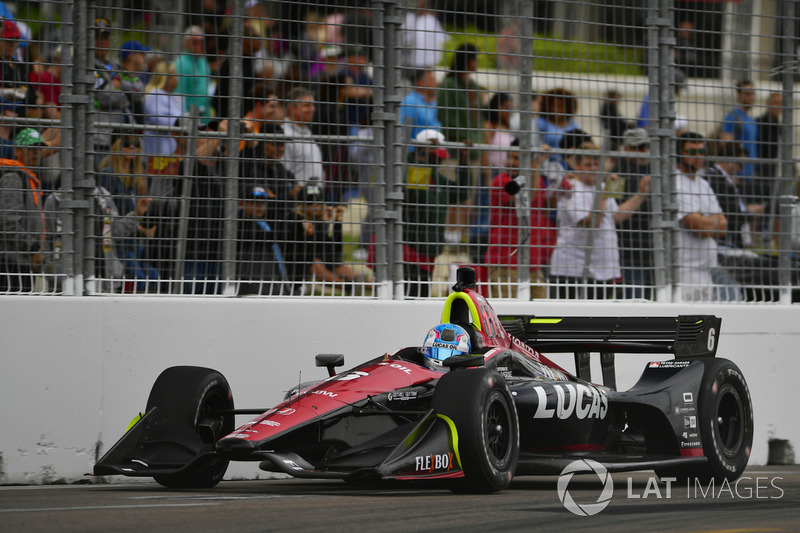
421,323 -> 472,372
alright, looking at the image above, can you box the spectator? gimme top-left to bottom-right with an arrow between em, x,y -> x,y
438,43 -> 483,148
675,21 -> 700,77
475,92 -> 515,262
637,68 -> 685,129
236,183 -> 287,296
244,81 -> 284,131
239,122 -> 294,223
719,80 -> 758,185
337,46 -> 374,131
311,70 -> 353,202
399,69 -> 441,143
28,44 -> 62,120
44,181 -> 130,294
403,129 -> 471,297
400,0 -> 448,70
674,132 -> 727,302
485,138 -> 554,299
614,128 -> 654,299
0,20 -> 36,116
280,184 -> 364,293
117,40 -> 149,123
0,97 -> 19,159
0,128 -> 46,292
282,86 -> 324,197
214,23 -> 261,119
599,90 -> 633,151
755,91 -> 783,204
537,88 -> 580,153
702,140 -> 763,250
96,132 -> 159,289
143,61 -> 184,174
175,26 -> 212,120
549,141 -> 650,299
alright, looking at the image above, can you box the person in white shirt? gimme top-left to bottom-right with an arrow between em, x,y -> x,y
400,0 -> 448,70
550,141 -> 649,299
282,87 -> 324,199
674,132 -> 727,301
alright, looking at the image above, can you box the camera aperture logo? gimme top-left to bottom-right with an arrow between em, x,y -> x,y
557,459 -> 614,516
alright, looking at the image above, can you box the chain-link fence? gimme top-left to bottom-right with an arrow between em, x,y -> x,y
1,0 -> 798,301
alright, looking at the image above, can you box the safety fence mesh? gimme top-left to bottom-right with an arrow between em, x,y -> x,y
0,0 -> 798,302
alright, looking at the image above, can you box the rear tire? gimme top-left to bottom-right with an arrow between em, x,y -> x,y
433,368 -> 519,493
696,359 -> 753,482
147,366 -> 234,488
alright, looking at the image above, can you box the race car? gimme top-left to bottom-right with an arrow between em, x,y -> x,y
94,267 -> 753,493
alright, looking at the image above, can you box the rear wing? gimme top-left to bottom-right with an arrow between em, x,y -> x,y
498,315 -> 721,389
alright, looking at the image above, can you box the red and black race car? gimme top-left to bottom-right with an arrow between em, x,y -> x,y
94,267 -> 753,493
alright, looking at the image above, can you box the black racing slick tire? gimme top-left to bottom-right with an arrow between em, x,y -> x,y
696,358 -> 754,482
147,366 -> 234,488
432,368 -> 519,493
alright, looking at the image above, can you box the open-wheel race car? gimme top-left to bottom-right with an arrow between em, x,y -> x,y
94,267 -> 753,493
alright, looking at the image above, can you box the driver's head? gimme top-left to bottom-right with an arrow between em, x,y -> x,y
421,323 -> 471,372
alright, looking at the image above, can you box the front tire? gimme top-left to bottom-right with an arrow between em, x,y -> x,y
433,368 -> 519,493
147,366 -> 234,488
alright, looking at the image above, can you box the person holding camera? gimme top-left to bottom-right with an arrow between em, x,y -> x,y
484,138 -> 554,299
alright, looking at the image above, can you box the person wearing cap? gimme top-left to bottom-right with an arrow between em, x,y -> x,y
0,128 -> 47,291
175,26 -> 212,121
403,128 -> 471,297
0,19 -> 36,115
236,182 -> 287,296
613,128 -> 654,299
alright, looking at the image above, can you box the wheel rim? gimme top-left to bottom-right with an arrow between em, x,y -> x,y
485,393 -> 513,466
715,383 -> 745,458
197,388 -> 231,444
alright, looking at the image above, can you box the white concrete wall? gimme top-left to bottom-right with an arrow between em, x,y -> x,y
1,296 -> 797,484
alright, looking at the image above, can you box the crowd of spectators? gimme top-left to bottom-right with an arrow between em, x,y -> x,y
0,4 -> 796,301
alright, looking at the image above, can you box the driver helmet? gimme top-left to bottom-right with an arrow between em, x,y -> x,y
421,323 -> 472,372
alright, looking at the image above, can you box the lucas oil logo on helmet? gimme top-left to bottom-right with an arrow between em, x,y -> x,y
532,383 -> 608,420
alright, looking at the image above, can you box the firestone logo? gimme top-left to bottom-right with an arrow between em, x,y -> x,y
557,460 -> 614,516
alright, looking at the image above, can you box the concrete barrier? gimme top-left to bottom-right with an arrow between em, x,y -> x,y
1,296 -> 797,484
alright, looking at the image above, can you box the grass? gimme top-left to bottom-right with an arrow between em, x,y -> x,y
442,26 -> 644,76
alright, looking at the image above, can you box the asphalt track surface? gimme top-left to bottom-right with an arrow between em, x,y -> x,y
2,467 -> 798,533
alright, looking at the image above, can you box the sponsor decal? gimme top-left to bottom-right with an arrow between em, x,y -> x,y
681,441 -> 701,448
557,459 -> 614,516
337,370 -> 369,381
311,390 -> 338,398
512,336 -> 541,361
387,391 -> 417,402
260,420 -> 281,427
683,415 -> 697,429
277,408 -> 296,415
282,459 -> 303,471
683,392 -> 693,403
648,360 -> 690,369
414,453 -> 454,473
378,362 -> 413,375
533,383 -> 608,420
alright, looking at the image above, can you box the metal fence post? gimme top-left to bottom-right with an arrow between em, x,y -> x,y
515,0 -> 534,301
221,0 -> 245,295
647,0 -> 674,302
777,196 -> 794,304
373,0 -> 402,299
